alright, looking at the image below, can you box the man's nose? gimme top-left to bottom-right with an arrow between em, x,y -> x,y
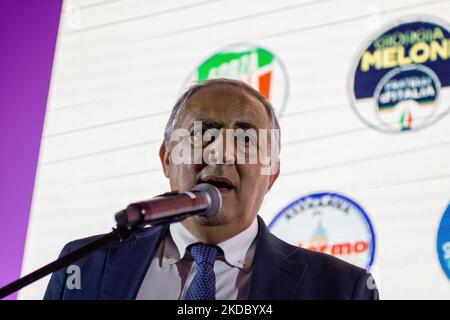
206,129 -> 235,165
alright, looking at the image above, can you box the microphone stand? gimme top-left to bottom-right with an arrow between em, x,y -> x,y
0,210 -> 136,300
0,206 -> 207,299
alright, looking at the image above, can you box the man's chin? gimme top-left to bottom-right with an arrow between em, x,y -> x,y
191,209 -> 231,226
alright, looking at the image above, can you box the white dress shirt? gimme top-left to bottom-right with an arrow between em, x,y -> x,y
136,218 -> 259,300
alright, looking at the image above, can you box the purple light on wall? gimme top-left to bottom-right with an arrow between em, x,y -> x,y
0,0 -> 62,299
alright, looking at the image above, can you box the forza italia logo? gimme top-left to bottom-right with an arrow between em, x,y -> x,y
182,44 -> 289,117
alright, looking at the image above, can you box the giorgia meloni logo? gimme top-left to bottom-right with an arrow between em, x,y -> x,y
348,17 -> 450,133
182,43 -> 289,117
269,192 -> 376,269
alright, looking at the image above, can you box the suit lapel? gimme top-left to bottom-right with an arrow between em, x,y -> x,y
247,216 -> 306,300
100,224 -> 168,299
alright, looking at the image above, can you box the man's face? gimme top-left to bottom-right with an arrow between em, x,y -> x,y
160,85 -> 279,230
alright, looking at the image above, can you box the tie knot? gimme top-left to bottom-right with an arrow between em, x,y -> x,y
189,244 -> 220,266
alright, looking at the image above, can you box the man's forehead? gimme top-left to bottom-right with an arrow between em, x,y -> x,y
180,85 -> 270,126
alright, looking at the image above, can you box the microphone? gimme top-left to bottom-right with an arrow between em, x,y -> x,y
115,183 -> 222,229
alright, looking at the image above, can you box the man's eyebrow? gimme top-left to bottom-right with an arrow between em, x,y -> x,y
188,118 -> 223,130
186,119 -> 258,131
233,121 -> 258,131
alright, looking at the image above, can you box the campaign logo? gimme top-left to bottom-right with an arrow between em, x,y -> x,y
348,17 -> 450,133
269,192 -> 376,269
182,43 -> 289,117
437,202 -> 450,280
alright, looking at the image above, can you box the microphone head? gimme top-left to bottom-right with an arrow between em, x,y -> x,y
192,183 -> 222,218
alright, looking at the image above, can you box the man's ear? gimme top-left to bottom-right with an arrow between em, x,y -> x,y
266,161 -> 280,193
159,142 -> 170,178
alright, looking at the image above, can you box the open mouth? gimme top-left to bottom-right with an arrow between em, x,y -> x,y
197,176 -> 235,193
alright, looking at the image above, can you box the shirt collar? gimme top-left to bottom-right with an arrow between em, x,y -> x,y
166,218 -> 259,271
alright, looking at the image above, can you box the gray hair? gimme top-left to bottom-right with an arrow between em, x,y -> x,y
164,78 -> 280,145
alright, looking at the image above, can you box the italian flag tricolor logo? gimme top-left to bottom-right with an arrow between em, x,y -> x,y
183,44 -> 289,117
198,48 -> 274,101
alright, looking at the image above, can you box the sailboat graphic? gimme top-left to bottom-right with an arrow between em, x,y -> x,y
308,220 -> 329,252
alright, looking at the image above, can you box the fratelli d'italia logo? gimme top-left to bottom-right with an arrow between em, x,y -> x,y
269,192 -> 376,269
182,43 -> 289,117
348,17 -> 450,133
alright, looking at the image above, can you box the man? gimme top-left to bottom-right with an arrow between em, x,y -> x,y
44,78 -> 378,300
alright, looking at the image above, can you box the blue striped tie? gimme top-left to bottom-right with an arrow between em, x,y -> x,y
185,244 -> 220,300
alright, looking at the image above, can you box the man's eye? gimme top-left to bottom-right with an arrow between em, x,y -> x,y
203,129 -> 219,143
246,136 -> 257,146
236,134 -> 257,147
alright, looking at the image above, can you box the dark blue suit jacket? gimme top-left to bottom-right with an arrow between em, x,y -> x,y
44,216 -> 378,300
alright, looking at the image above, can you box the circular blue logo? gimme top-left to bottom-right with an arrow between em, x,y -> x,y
437,202 -> 450,280
269,192 -> 376,269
